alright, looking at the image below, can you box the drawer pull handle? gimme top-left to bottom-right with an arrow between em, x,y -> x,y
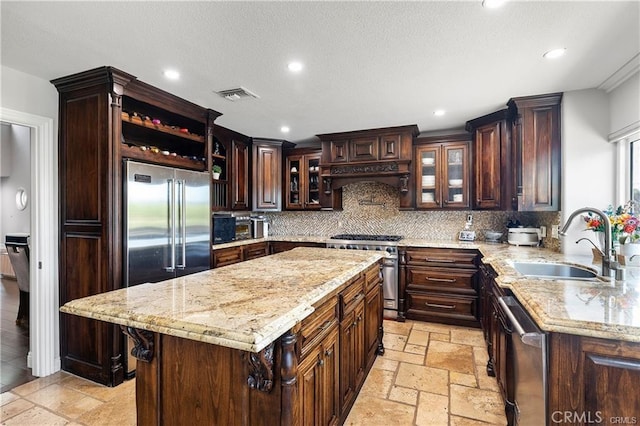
426,276 -> 456,283
425,302 -> 455,310
317,320 -> 333,331
424,258 -> 455,263
354,292 -> 365,301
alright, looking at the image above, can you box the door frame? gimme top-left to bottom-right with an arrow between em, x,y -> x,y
1,107 -> 59,377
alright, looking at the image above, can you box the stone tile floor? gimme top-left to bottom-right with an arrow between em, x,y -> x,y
1,320 -> 506,425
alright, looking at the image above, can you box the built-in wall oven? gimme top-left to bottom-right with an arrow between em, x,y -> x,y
326,234 -> 401,319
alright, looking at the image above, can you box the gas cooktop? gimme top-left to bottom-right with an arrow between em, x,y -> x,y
330,234 -> 403,242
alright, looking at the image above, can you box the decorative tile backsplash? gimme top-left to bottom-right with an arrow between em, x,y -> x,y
265,182 -> 562,251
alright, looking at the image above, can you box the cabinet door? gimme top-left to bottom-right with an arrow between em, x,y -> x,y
379,133 -> 401,160
329,140 -> 349,163
285,155 -> 304,210
339,310 -> 356,411
474,122 -> 502,209
353,300 -> 366,391
299,344 -> 323,426
242,242 -> 268,261
253,142 -> 282,211
365,285 -> 382,368
305,153 -> 322,210
212,246 -> 243,268
415,146 -> 441,208
231,140 -> 249,210
349,136 -> 378,162
321,327 -> 340,426
442,143 -> 470,208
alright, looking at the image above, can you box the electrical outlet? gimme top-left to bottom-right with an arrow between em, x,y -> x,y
540,226 -> 547,238
551,225 -> 559,239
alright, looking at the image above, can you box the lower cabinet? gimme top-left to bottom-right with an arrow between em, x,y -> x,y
298,262 -> 383,425
212,242 -> 269,268
299,326 -> 340,426
399,247 -> 480,327
269,240 -> 326,254
548,334 -> 640,425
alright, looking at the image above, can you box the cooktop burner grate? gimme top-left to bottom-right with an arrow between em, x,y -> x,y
330,234 -> 403,242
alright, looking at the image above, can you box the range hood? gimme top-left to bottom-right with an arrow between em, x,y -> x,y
316,124 -> 418,192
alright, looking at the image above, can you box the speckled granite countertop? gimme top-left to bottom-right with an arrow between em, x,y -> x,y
216,236 -> 640,342
60,248 -> 384,353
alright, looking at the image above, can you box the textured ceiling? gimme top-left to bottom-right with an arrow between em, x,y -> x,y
1,1 -> 639,142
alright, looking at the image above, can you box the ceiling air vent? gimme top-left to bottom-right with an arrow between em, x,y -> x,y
215,86 -> 260,102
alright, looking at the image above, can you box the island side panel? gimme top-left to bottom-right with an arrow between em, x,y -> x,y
135,333 -> 283,426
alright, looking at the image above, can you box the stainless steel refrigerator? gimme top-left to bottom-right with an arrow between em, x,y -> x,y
123,160 -> 211,374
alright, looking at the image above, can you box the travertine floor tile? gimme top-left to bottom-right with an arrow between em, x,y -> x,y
450,384 -> 505,424
473,346 -> 490,367
415,391 -> 449,426
383,349 -> 425,365
477,372 -> 500,392
1,397 -> 34,421
2,406 -> 69,425
407,329 -> 429,346
450,414 -> 500,425
360,368 -> 395,399
404,344 -> 427,355
75,388 -> 137,426
388,385 -> 419,406
61,375 -> 135,402
451,371 -> 478,388
426,340 -> 475,374
11,371 -> 68,397
383,332 -> 408,351
411,322 -> 453,334
450,328 -> 486,347
0,392 -> 20,406
23,383 -> 103,419
430,332 -> 450,342
395,363 -> 449,395
372,356 -> 399,372
344,394 -> 415,425
383,320 -> 413,336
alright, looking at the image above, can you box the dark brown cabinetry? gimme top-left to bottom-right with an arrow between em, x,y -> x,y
211,126 -> 251,211
548,334 -> 640,425
212,242 -> 269,268
399,247 -> 480,327
253,138 -> 290,211
285,148 -> 324,210
508,93 -> 562,211
466,110 -> 513,210
53,66 -> 220,386
268,240 -> 326,254
317,125 -> 418,210
414,134 -> 471,209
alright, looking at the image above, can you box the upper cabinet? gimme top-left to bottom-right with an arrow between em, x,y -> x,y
317,125 -> 418,210
414,134 -> 471,209
508,93 -> 562,212
211,126 -> 251,211
466,110 -> 513,210
253,138 -> 292,211
284,148 -> 326,210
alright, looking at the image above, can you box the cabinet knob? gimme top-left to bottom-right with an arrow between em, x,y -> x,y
325,349 -> 333,357
317,357 -> 324,367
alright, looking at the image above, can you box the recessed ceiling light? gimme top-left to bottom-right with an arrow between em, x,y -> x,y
543,48 -> 566,59
482,0 -> 507,9
433,109 -> 446,117
163,69 -> 180,80
287,62 -> 304,72
281,126 -> 290,133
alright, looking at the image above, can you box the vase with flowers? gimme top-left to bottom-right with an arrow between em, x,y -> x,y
584,201 -> 639,255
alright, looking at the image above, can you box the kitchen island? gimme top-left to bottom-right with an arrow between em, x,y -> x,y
60,247 -> 385,425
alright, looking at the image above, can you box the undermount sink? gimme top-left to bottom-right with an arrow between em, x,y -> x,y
512,262 -> 597,280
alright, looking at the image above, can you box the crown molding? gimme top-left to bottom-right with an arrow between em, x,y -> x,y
598,53 -> 640,93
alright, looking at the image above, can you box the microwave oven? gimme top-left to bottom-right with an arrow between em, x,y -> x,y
235,216 -> 252,240
212,216 -> 236,244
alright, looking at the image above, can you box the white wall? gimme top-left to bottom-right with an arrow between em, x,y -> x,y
609,72 -> 640,137
0,123 -> 31,239
561,89 -> 615,255
1,65 -> 59,120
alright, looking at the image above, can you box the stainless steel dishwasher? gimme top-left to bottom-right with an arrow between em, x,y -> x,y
498,296 -> 548,426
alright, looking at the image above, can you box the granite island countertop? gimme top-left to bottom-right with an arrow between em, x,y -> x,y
215,236 -> 640,342
60,247 -> 384,353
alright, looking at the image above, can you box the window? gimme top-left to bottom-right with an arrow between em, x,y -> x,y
633,139 -> 640,203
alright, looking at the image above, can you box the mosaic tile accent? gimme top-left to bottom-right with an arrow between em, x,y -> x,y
266,182 -> 561,250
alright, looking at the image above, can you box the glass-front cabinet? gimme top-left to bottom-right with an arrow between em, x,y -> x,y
415,135 -> 470,209
285,150 -> 322,210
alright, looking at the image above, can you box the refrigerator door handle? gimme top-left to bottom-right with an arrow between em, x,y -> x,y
177,179 -> 187,269
165,178 -> 176,272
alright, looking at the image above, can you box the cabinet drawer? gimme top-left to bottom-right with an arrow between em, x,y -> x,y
364,264 -> 381,293
212,247 -> 243,268
243,242 -> 268,260
299,298 -> 338,360
339,276 -> 365,320
406,291 -> 477,323
403,248 -> 479,268
406,267 -> 477,295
